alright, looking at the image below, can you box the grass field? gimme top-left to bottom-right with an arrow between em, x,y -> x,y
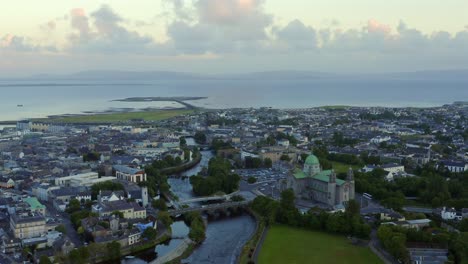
330,161 -> 361,174
37,109 -> 193,124
258,225 -> 383,264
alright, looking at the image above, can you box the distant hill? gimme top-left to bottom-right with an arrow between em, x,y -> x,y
10,69 -> 468,81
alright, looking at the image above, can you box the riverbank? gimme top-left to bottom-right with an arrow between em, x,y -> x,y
238,209 -> 267,264
161,152 -> 203,176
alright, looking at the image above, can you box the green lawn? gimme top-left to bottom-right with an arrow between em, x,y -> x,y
330,161 -> 361,174
258,225 -> 383,264
36,109 -> 193,124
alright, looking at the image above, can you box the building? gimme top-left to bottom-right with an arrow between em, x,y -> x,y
92,200 -> 146,219
0,179 -> 15,189
440,160 -> 468,173
440,207 -> 458,220
113,165 -> 147,183
362,163 -> 405,181
10,214 -> 47,239
23,197 -> 46,215
55,172 -> 115,187
287,154 -> 355,207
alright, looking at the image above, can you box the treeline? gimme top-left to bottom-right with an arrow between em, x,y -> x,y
377,225 -> 468,264
355,164 -> 468,210
251,190 -> 371,239
190,157 -> 240,196
332,132 -> 360,147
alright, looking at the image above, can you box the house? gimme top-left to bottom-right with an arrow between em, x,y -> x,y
440,160 -> 467,173
440,207 -> 458,220
113,165 -> 147,183
0,179 -> 15,189
380,209 -> 406,222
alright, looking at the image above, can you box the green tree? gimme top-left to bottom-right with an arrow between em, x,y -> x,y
55,224 -> 67,234
39,255 -> 52,264
264,158 -> 273,168
247,176 -> 257,184
180,137 -> 187,147
142,227 -> 157,241
152,199 -> 168,211
280,154 -> 291,162
66,199 -> 81,214
106,241 -> 121,261
194,131 -> 207,144
158,211 -> 173,227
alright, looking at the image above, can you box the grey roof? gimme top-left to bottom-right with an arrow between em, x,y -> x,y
113,165 -> 143,175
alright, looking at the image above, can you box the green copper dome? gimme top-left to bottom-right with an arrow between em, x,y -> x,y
305,154 -> 320,166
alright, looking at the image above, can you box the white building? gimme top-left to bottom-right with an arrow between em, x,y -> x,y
55,172 -> 115,187
362,163 -> 405,181
440,160 -> 468,173
441,207 -> 458,220
370,136 -> 391,144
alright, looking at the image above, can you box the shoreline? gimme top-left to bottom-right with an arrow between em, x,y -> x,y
1,101 -> 463,124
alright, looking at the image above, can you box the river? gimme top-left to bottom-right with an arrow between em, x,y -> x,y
128,150 -> 257,264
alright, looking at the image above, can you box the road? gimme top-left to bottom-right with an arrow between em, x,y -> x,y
43,201 -> 83,247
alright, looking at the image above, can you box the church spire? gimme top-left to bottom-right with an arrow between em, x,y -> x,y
329,170 -> 336,183
347,167 -> 354,181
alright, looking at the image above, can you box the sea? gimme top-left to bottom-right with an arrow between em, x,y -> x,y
0,78 -> 467,121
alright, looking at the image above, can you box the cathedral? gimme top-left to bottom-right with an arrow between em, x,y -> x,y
287,154 -> 355,207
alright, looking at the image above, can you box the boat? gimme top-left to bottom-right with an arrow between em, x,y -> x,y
17,104 -> 23,107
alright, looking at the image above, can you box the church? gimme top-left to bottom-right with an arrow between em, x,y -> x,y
287,153 -> 355,208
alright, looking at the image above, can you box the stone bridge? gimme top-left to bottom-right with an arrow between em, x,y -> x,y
177,191 -> 240,204
168,200 -> 250,216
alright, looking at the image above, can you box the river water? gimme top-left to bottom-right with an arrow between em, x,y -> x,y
130,150 -> 257,264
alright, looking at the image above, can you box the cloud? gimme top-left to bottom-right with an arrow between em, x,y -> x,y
367,19 -> 391,35
67,5 -> 154,54
274,19 -> 318,51
166,0 -> 272,54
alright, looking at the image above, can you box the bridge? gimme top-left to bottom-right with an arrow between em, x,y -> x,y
168,200 -> 250,216
177,191 -> 240,205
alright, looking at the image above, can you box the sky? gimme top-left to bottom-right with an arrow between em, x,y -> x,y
1,0 -> 468,77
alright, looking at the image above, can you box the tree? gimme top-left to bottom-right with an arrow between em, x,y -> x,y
39,255 -> 52,264
194,131 -> 207,144
106,241 -> 121,261
345,200 -> 360,218
66,199 -> 81,214
55,224 -> 67,234
459,218 -> 468,232
158,211 -> 173,227
280,154 -> 291,162
247,176 -> 257,184
264,158 -> 273,168
188,214 -> 206,244
142,227 -> 157,241
180,137 -> 187,148
152,199 -> 168,211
